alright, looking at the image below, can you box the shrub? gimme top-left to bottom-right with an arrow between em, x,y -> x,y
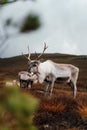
20,14 -> 41,32
0,0 -> 8,4
5,18 -> 12,26
0,86 -> 39,130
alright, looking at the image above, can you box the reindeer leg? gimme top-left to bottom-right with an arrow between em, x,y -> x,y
49,78 -> 55,97
44,82 -> 49,96
69,80 -> 77,98
73,83 -> 77,98
20,80 -> 24,88
28,81 -> 33,89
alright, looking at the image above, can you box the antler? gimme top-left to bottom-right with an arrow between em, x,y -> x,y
36,42 -> 48,60
27,45 -> 31,61
22,45 -> 31,61
22,43 -> 48,61
22,52 -> 28,60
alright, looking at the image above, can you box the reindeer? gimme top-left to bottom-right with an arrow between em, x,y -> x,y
18,71 -> 38,88
26,43 -> 79,98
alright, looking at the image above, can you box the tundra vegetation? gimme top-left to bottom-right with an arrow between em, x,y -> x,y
0,53 -> 87,130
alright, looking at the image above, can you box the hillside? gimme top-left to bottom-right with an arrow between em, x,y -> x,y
0,53 -> 87,130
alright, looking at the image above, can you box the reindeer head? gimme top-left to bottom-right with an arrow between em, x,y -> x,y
22,43 -> 48,74
27,60 -> 40,74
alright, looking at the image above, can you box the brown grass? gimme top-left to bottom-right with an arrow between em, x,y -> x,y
21,86 -> 87,130
0,54 -> 87,130
42,102 -> 66,112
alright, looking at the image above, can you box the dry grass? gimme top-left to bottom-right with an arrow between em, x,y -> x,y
79,107 -> 87,118
42,101 -> 66,112
22,85 -> 87,130
0,54 -> 87,130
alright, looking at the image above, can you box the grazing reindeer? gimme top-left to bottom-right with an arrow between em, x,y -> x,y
18,71 -> 38,88
26,43 -> 79,98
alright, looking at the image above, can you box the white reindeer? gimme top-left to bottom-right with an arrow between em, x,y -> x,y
26,43 -> 79,98
18,71 -> 38,88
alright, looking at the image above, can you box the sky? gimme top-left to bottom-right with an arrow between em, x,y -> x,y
0,0 -> 87,58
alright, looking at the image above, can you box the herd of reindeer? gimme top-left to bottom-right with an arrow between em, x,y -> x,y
18,43 -> 79,98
